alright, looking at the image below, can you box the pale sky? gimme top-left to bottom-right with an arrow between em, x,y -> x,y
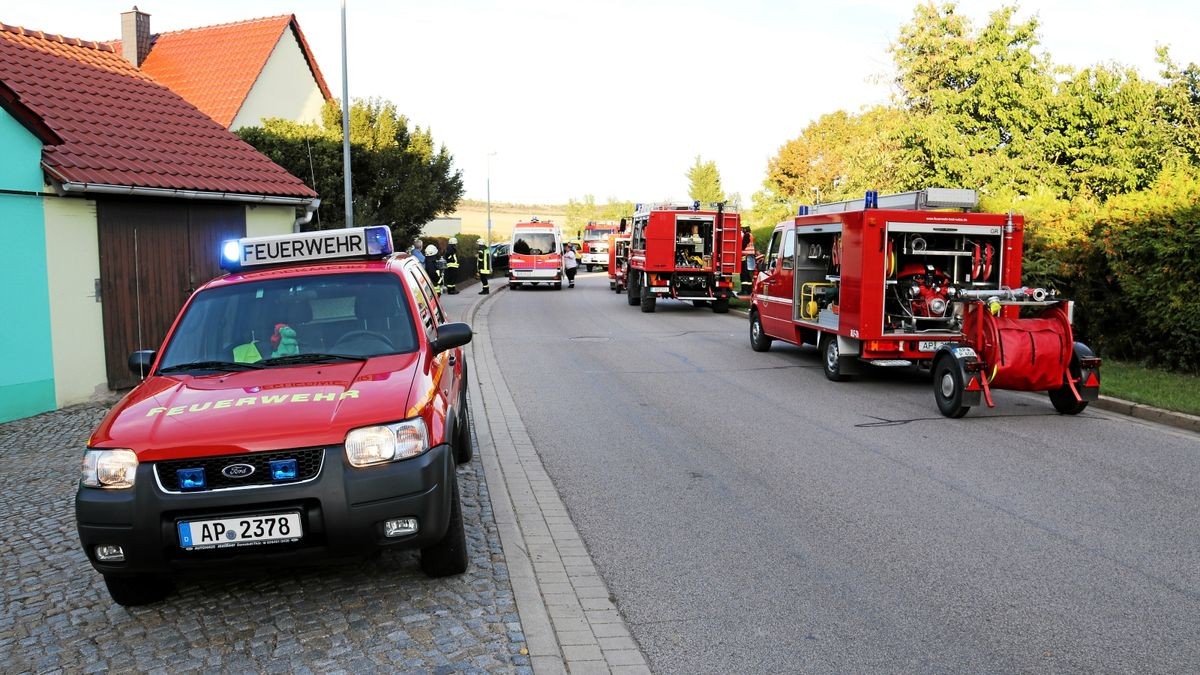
6,1 -> 1198,205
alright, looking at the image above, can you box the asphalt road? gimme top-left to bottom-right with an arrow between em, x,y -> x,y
486,270 -> 1200,674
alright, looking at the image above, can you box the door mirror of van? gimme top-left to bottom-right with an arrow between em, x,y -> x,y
128,350 -> 156,379
431,322 -> 473,354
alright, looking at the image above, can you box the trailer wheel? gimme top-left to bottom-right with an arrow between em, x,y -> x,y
821,335 -> 848,382
626,271 -> 640,306
1048,386 -> 1087,415
933,355 -> 970,418
640,280 -> 656,313
750,311 -> 772,352
712,297 -> 729,314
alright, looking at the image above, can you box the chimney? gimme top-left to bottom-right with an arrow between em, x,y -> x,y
120,6 -> 151,67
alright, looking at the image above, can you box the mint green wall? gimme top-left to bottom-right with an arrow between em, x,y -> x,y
0,107 -> 55,422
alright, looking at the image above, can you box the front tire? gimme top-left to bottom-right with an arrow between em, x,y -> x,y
822,335 -> 848,382
454,388 -> 474,464
626,270 -> 640,306
750,311 -> 772,352
640,280 -> 656,313
103,574 -> 173,606
933,355 -> 970,418
420,476 -> 468,577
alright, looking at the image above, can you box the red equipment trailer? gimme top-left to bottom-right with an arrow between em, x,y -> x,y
625,201 -> 741,313
749,188 -> 1101,417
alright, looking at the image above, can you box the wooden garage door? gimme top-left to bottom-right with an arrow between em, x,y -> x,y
98,200 -> 245,390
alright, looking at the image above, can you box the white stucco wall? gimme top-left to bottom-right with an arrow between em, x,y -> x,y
230,29 -> 326,130
246,204 -> 297,237
43,195 -> 107,407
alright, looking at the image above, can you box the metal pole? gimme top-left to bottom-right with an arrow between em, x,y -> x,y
340,0 -> 353,228
486,152 -> 496,245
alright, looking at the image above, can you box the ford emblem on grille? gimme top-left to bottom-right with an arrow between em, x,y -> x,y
221,463 -> 256,479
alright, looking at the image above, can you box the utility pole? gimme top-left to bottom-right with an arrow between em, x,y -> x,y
486,152 -> 497,245
340,0 -> 353,228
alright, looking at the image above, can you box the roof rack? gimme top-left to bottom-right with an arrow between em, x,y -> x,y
800,188 -> 978,216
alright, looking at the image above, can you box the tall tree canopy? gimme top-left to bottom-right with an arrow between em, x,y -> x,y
686,156 -> 726,204
237,98 -> 463,247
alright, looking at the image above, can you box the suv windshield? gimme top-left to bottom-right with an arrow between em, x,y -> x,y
512,233 -> 558,255
158,272 -> 419,370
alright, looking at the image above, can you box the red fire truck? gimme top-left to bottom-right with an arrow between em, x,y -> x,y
625,201 -> 741,313
580,221 -> 617,271
607,232 -> 632,293
749,188 -> 1101,417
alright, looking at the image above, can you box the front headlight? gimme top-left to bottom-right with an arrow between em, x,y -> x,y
344,418 -> 429,467
81,449 -> 138,488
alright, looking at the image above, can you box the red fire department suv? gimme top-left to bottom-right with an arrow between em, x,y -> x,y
75,226 -> 474,606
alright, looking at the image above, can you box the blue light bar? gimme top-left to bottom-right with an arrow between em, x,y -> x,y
798,205 -> 810,216
865,190 -> 879,209
270,459 -> 298,482
219,226 -> 396,271
177,468 -> 206,490
364,225 -> 393,256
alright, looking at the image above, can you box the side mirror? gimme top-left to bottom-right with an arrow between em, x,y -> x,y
128,350 -> 156,378
431,322 -> 472,354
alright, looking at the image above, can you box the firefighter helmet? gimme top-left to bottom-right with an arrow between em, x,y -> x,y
424,244 -> 437,256
448,237 -> 457,245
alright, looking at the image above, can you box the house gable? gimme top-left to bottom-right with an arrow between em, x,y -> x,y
231,25 -> 326,130
130,15 -> 332,130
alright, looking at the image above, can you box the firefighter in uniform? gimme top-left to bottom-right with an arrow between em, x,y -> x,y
443,237 -> 460,295
423,243 -> 443,295
477,243 -> 491,294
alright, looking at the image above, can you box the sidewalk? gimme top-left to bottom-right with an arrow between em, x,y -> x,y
438,277 -> 651,675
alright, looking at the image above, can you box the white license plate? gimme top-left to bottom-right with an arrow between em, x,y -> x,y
178,513 -> 302,550
918,341 -> 948,352
513,270 -> 531,277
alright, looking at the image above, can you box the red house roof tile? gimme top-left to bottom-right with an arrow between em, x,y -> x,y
0,23 -> 315,198
113,15 -> 332,128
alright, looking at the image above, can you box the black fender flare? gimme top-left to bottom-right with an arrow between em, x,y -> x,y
1070,341 -> 1101,400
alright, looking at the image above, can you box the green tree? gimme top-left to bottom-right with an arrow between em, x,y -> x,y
1157,47 -> 1200,166
890,3 -> 1061,196
599,198 -> 634,222
764,107 -> 909,205
686,156 -> 725,204
1045,64 -> 1169,200
564,194 -> 599,235
237,98 -> 463,247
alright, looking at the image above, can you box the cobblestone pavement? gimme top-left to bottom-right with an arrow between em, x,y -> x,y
0,401 -> 530,674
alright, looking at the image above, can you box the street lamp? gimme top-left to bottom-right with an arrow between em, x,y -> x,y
486,152 -> 497,246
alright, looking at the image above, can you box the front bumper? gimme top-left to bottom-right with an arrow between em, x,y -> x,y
581,254 -> 607,265
75,444 -> 455,577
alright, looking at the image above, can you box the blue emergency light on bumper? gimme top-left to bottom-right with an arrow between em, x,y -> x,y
219,226 -> 394,271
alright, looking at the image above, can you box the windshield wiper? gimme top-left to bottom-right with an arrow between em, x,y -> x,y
257,353 -> 367,367
158,360 -> 266,374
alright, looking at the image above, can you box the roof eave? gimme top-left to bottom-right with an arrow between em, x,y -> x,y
49,175 -> 318,206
